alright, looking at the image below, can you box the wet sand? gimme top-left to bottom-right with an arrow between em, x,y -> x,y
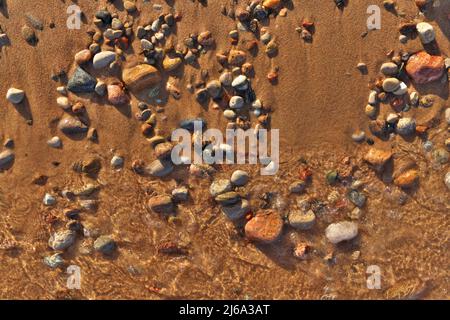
0,0 -> 449,299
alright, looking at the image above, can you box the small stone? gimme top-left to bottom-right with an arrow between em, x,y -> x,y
223,109 -> 236,120
67,67 -> 97,93
43,193 -> 56,206
219,72 -> 233,86
348,190 -> 366,208
326,170 -> 339,184
325,221 -> 358,244
289,180 -> 307,193
393,82 -> 408,96
148,195 -> 174,214
396,117 -> 416,136
95,81 -> 106,96
123,1 -> 137,13
214,192 -> 240,206
44,253 -> 64,268
432,148 -> 449,165
146,159 -> 173,177
93,51 -> 116,69
229,96 -> 244,109
368,91 -> 378,105
94,235 -> 117,255
263,0 -> 281,10
231,75 -> 248,90
172,187 -> 189,202
56,96 -> 71,110
58,115 -> 88,135
365,104 -> 378,119
122,64 -> 161,92
230,170 -> 249,186
47,136 -> 62,148
386,113 -> 399,124
107,84 -> 129,105
75,49 -> 92,65
48,230 -> 76,251
245,210 -> 283,243
221,199 -> 250,220
348,207 -> 363,220
210,179 -> 233,197
111,155 -> 124,169
416,22 -> 435,44
357,62 -> 367,73
228,49 -> 246,66
382,78 -> 401,92
6,88 -> 25,104
394,169 -> 419,188
406,51 -> 445,84
21,25 -> 37,45
154,142 -> 173,159
288,210 -> 316,230
0,150 -> 14,170
206,80 -> 222,99
351,130 -> 366,143
163,56 -> 182,71
410,92 -> 419,106
198,31 -> 214,47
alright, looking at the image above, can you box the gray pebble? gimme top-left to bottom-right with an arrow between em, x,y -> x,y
229,96 -> 244,109
288,210 -> 316,230
43,193 -> 57,206
396,117 -> 416,136
49,230 -> 76,251
94,235 -> 117,255
6,88 -> 25,104
93,51 -> 116,69
210,179 -> 233,197
221,199 -> 250,220
230,170 -> 249,186
111,155 -> 124,168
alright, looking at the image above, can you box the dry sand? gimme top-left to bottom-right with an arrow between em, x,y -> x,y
0,0 -> 448,299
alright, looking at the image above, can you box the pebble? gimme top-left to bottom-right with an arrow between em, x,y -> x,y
228,49 -> 247,66
348,207 -> 363,220
325,221 -> 358,244
445,172 -> 450,191
57,96 -> 71,110
221,199 -> 250,220
147,195 -> 174,214
93,51 -> 116,69
230,170 -> 249,186
6,88 -> 25,104
289,180 -> 307,193
394,169 -> 419,188
348,190 -> 366,208
47,136 -> 62,148
67,67 -> 97,93
288,210 -> 316,230
432,148 -> 449,164
223,109 -> 236,120
43,193 -> 56,206
416,22 -> 435,44
107,84 -> 129,105
365,104 -> 378,119
0,150 -> 14,169
58,115 -> 88,135
368,91 -> 378,105
43,253 -> 64,268
261,32 -> 272,45
48,230 -> 76,251
95,81 -> 107,96
214,192 -> 240,206
219,72 -> 233,86
206,80 -> 222,99
74,49 -> 92,65
231,75 -> 248,90
163,56 -> 182,71
386,113 -> 399,124
111,155 -> 124,169
172,187 -> 189,202
406,51 -> 445,84
382,78 -> 401,92
393,82 -> 408,95
396,117 -> 416,136
410,92 -> 419,106
146,159 -> 173,177
351,130 -> 366,143
229,96 -> 244,109
210,179 -> 233,197
122,64 -> 161,92
244,210 -> 283,243
21,25 -> 37,45
94,235 -> 117,255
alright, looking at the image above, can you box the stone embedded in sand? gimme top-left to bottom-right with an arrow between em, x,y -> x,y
325,221 -> 358,244
380,62 -> 399,76
107,84 -> 129,105
231,170 -> 249,186
146,159 -> 173,177
245,210 -> 283,243
288,210 -> 316,230
263,0 -> 281,9
94,235 -> 117,255
75,49 -> 92,65
405,51 -> 445,84
6,88 -> 25,104
93,51 -> 116,69
154,142 -> 173,159
210,179 -> 233,197
58,115 -> 88,135
394,169 -> 419,188
67,67 -> 97,93
198,31 -> 215,47
21,25 -> 37,45
364,148 -> 392,169
221,199 -> 251,220
0,149 -> 14,170
228,49 -> 246,66
148,195 -> 174,214
122,64 -> 161,92
215,192 -> 240,206
382,78 -> 401,92
396,117 -> 416,136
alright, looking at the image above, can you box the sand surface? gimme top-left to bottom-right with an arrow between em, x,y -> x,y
0,0 -> 449,299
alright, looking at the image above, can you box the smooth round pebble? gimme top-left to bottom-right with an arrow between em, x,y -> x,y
325,221 -> 358,244
229,96 -> 244,109
230,170 -> 249,186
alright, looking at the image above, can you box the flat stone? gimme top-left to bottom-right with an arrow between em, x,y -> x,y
210,179 -> 233,197
244,210 -> 283,243
94,235 -> 117,255
288,210 -> 316,230
47,136 -> 62,148
382,78 -> 401,92
364,148 -> 392,168
325,221 -> 358,244
43,253 -> 64,268
396,117 -> 416,136
380,62 -> 399,76
214,191 -> 240,206
0,150 -> 14,169
148,195 -> 174,214
58,115 -> 88,135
